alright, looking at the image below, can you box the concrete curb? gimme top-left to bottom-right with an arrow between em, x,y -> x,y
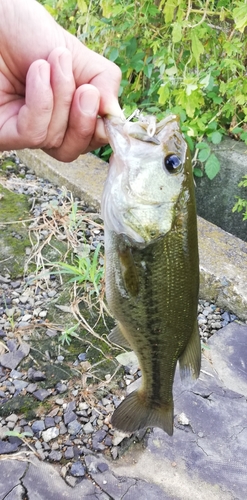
18,149 -> 247,320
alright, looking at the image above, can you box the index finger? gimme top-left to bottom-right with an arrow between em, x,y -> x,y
68,40 -> 122,117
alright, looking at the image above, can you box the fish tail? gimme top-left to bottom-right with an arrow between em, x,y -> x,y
111,390 -> 174,436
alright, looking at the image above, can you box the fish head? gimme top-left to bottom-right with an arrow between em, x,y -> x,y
102,114 -> 193,244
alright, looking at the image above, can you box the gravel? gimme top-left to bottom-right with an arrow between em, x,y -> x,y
0,152 -> 240,485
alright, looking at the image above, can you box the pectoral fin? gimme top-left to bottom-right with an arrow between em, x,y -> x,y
119,246 -> 139,297
179,321 -> 201,382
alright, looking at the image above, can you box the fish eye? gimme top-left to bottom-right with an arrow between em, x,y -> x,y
164,154 -> 182,173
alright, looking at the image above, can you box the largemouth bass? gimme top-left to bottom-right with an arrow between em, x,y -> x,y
101,113 -> 201,436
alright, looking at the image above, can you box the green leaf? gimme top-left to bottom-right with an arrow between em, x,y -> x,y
240,131 -> 247,141
196,142 -> 209,150
198,148 -> 210,162
205,154 -> 220,180
163,0 -> 178,24
200,74 -> 211,88
193,167 -> 203,177
158,84 -> 170,105
191,31 -> 204,64
185,135 -> 194,152
109,47 -> 119,62
186,83 -> 198,96
231,127 -> 243,134
210,131 -> 222,144
77,0 -> 88,14
100,0 -> 113,18
212,96 -> 223,104
233,5 -> 247,33
144,64 -> 153,78
126,38 -> 138,58
165,66 -> 177,76
172,22 -> 182,43
207,121 -> 218,131
101,146 -> 112,157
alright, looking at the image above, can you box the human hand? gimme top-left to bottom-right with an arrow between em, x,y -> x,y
0,0 -> 122,161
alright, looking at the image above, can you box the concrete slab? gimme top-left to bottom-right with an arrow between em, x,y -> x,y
17,148 -> 108,210
1,323 -> 247,500
22,457 -> 106,499
0,460 -> 27,498
17,149 -> 247,320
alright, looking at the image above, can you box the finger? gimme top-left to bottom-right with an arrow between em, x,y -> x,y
67,40 -> 122,117
43,47 -> 75,149
44,84 -> 101,162
0,61 -> 53,149
91,63 -> 122,117
17,60 -> 53,146
84,117 -> 108,152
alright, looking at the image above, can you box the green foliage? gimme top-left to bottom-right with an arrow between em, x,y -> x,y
4,430 -> 33,439
232,175 -> 247,221
58,323 -> 80,345
54,243 -> 104,296
38,0 -> 247,179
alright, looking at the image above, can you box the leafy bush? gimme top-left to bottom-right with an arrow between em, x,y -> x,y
39,0 -> 247,178
232,175 -> 247,221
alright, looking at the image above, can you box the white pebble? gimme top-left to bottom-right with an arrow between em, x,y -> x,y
42,427 -> 59,442
21,314 -> 32,322
39,310 -> 47,318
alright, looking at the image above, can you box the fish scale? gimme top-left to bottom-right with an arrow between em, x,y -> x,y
102,113 -> 201,435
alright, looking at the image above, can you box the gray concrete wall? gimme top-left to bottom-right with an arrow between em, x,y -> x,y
195,138 -> 247,242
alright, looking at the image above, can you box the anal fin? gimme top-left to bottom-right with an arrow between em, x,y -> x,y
179,320 -> 201,383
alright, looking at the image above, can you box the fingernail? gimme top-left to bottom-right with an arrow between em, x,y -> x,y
59,49 -> 72,76
104,99 -> 123,118
38,62 -> 50,86
79,90 -> 99,115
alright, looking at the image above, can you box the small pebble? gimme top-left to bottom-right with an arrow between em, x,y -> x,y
70,462 -> 85,477
42,427 -> 59,443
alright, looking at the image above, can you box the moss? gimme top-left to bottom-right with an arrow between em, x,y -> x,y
0,394 -> 36,420
0,184 -> 31,278
0,158 -> 18,173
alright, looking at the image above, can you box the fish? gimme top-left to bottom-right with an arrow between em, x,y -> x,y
101,112 -> 201,436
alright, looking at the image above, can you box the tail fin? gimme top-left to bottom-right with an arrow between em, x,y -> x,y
111,390 -> 174,436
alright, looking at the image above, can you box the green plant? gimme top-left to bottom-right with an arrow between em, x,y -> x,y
58,323 -> 80,345
38,0 -> 247,179
54,243 -> 104,296
4,430 -> 33,439
3,295 -> 16,331
232,175 -> 247,220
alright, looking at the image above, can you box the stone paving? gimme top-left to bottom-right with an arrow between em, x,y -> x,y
1,321 -> 247,499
